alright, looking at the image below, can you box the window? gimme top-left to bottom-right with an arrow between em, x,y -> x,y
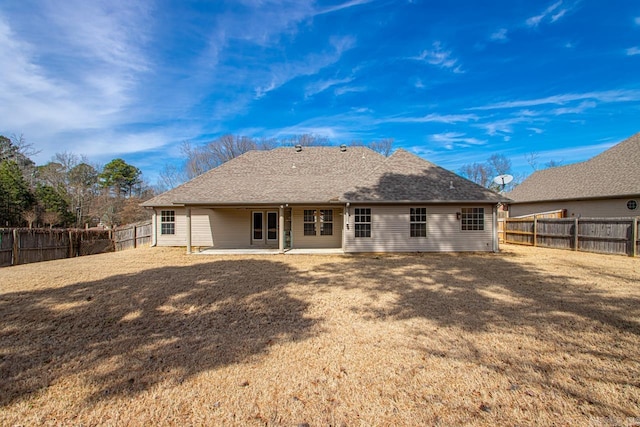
320,209 -> 333,236
267,211 -> 278,240
354,208 -> 371,238
253,212 -> 263,240
461,207 -> 484,231
161,210 -> 175,235
627,200 -> 638,211
304,209 -> 316,236
410,207 -> 427,237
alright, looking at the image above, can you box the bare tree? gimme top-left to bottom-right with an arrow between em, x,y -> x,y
487,153 -> 512,176
460,153 -> 516,191
544,159 -> 563,168
350,138 -> 394,156
156,163 -> 188,191
22,209 -> 39,228
42,211 -> 60,229
459,162 -> 493,188
525,152 -> 539,171
181,135 -> 282,179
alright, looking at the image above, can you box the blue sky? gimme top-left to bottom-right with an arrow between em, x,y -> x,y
1,0 -> 639,185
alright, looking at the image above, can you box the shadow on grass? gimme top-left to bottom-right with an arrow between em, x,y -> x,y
304,251 -> 640,416
2,250 -> 639,417
0,259 -> 317,406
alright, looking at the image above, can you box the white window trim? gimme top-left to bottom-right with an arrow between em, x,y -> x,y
461,207 -> 485,231
354,207 -> 372,238
410,207 -> 427,238
160,210 -> 175,235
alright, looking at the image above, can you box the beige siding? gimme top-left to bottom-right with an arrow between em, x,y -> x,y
344,205 -> 495,253
156,207 -> 186,246
156,208 -> 215,247
291,207 -> 343,249
210,209 -> 252,249
510,197 -> 640,218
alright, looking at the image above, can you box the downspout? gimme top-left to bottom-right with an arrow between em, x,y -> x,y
151,209 -> 157,247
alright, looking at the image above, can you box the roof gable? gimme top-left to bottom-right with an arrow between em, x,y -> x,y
143,146 -> 505,206
507,133 -> 640,203
143,146 -> 386,206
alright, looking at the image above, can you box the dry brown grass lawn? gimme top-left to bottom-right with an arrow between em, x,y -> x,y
1,245 -> 639,426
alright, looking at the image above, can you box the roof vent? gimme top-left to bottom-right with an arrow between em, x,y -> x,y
449,181 -> 455,190
295,144 -> 302,152
340,144 -> 347,152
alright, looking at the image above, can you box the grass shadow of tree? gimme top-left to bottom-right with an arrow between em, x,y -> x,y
0,259 -> 317,406
304,251 -> 640,416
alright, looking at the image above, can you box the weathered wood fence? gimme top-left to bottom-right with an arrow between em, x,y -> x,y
0,220 -> 152,267
502,216 -> 640,257
113,221 -> 153,251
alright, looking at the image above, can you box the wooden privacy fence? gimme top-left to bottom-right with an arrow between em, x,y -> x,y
0,220 -> 152,267
113,221 -> 152,251
503,216 -> 640,257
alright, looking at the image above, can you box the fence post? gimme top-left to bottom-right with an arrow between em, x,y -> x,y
12,229 -> 19,266
573,217 -> 579,251
68,230 -> 74,258
533,215 -> 538,247
133,225 -> 138,249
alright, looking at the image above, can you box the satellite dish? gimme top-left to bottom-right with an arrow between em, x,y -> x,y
493,174 -> 513,187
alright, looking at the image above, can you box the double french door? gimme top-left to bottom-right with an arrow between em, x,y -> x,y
252,211 -> 278,245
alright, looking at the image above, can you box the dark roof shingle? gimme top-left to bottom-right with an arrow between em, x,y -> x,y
143,146 -> 505,206
507,133 -> 640,203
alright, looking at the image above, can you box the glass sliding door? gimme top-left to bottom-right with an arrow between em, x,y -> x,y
267,211 -> 278,241
252,212 -> 263,242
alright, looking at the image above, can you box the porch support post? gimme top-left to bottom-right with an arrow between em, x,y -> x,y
279,205 -> 284,254
186,206 -> 192,254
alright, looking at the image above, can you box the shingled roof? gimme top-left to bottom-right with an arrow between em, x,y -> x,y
143,146 -> 505,207
507,133 -> 640,203
341,149 -> 504,202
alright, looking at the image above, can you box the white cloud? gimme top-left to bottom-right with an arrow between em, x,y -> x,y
0,1 -> 166,163
383,113 -> 478,124
412,41 -> 464,73
470,90 -> 640,110
318,0 -> 373,15
429,132 -> 486,149
305,77 -> 354,97
526,1 -> 567,27
334,85 -> 366,96
527,127 -> 544,134
254,36 -> 356,99
551,9 -> 567,22
490,28 -> 508,42
626,47 -> 640,56
475,117 -> 530,136
552,100 -> 597,115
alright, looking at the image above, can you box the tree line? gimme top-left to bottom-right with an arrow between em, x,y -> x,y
1,130 -> 555,228
1,133 -> 395,228
0,135 -> 151,228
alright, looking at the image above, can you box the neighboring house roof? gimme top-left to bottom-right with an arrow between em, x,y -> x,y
143,146 -> 505,207
506,133 -> 640,204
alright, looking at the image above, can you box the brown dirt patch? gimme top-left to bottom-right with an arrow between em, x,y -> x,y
1,245 -> 639,426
